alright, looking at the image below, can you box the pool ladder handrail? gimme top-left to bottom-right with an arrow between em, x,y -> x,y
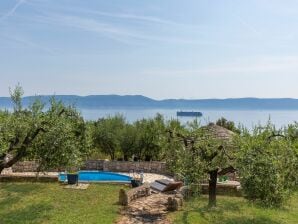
129,169 -> 144,183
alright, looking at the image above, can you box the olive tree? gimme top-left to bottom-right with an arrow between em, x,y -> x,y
91,114 -> 168,161
237,124 -> 298,207
167,122 -> 236,207
0,86 -> 87,173
92,115 -> 125,160
133,114 -> 167,161
119,123 -> 138,161
30,99 -> 88,171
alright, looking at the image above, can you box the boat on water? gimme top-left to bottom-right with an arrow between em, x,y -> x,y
177,111 -> 203,117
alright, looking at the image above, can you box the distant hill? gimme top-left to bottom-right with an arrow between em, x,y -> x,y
1,95 -> 298,110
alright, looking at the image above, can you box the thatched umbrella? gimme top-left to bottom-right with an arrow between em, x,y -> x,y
201,123 -> 235,141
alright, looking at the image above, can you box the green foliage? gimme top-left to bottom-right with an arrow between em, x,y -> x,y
3,87 -> 297,210
0,86 -> 88,172
119,123 -> 138,160
92,114 -> 126,160
133,114 -> 167,161
216,117 -> 241,134
31,100 -> 88,171
196,128 -> 235,172
166,121 -> 237,207
91,113 -> 168,161
9,83 -> 24,112
165,121 -> 204,183
237,124 -> 298,207
166,121 -> 236,185
168,137 -> 206,184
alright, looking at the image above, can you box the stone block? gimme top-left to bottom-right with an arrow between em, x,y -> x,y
119,183 -> 151,206
167,197 -> 179,211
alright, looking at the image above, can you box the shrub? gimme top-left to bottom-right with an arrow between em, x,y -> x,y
237,125 -> 298,207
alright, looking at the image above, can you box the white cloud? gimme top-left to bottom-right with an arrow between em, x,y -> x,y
142,56 -> 298,77
28,12 -> 242,47
0,34 -> 55,54
67,9 -> 187,27
0,0 -> 26,22
30,13 -> 187,45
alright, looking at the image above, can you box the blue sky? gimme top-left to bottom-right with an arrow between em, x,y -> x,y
1,0 -> 298,99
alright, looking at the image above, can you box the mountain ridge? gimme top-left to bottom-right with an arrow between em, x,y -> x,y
1,95 -> 298,109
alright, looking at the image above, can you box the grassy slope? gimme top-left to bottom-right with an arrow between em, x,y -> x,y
169,193 -> 298,224
0,183 -> 125,224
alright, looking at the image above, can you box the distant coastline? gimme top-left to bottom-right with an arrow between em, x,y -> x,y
2,95 -> 298,110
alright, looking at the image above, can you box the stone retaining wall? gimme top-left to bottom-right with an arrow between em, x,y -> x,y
12,160 -> 170,175
119,183 -> 151,206
201,183 -> 242,197
12,161 -> 40,172
92,160 -> 169,174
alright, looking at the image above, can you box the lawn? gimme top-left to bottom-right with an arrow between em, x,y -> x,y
0,183 -> 125,224
169,193 -> 298,224
1,183 -> 297,224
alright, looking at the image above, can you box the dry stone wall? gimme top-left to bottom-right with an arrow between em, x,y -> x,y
11,161 -> 40,172
12,160 -> 170,175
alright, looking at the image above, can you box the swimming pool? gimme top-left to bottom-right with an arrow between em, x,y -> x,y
58,171 -> 132,183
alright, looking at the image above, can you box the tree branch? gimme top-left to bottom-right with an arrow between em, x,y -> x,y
218,145 -> 234,160
58,109 -> 66,117
267,133 -> 286,141
218,166 -> 236,175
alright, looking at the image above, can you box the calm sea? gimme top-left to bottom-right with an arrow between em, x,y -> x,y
2,106 -> 297,128
80,108 -> 298,129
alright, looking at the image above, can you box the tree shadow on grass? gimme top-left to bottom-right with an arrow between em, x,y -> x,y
223,217 -> 280,224
181,210 -> 192,224
179,199 -> 278,224
177,194 -> 295,224
0,195 -> 21,210
183,199 -> 241,221
0,203 -> 53,224
0,183 -> 43,194
0,183 -> 44,210
180,210 -> 280,224
180,204 -> 228,224
0,183 -> 51,223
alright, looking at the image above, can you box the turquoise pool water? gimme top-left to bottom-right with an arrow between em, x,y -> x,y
58,171 -> 132,183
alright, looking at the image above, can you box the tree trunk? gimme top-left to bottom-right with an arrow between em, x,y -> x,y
145,155 -> 151,161
110,153 -> 115,160
208,169 -> 218,207
0,166 -> 5,174
0,151 -> 25,175
0,157 -> 18,174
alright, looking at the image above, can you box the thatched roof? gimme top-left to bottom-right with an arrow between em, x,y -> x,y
200,123 -> 235,141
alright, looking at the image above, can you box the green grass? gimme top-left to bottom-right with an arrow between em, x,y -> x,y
2,183 -> 297,224
169,193 -> 298,224
0,183 -> 125,224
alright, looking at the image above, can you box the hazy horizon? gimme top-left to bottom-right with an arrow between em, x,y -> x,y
2,1 -> 298,99
3,93 -> 298,101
